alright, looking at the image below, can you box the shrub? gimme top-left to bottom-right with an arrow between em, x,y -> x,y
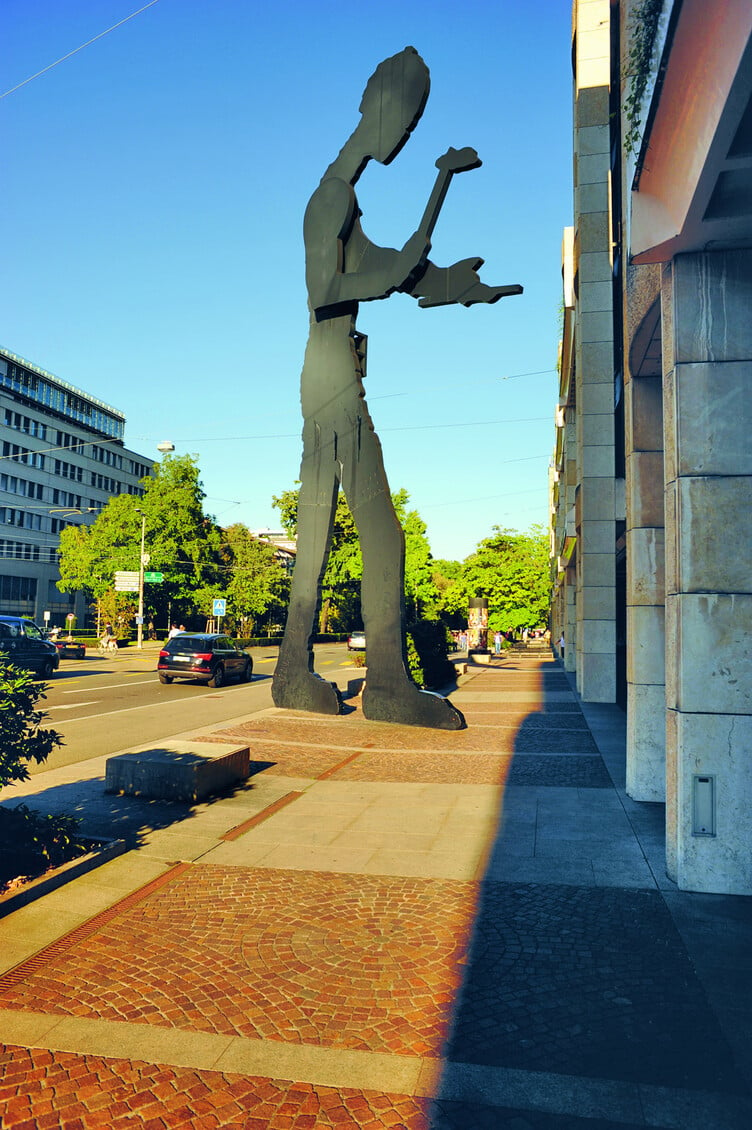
406,620 -> 456,690
0,662 -> 63,788
0,805 -> 86,887
0,662 -> 84,890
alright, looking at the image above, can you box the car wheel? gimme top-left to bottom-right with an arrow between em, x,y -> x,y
159,673 -> 173,684
208,665 -> 224,688
240,660 -> 252,683
40,659 -> 55,679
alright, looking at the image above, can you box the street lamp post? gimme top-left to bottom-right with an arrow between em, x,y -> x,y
136,510 -> 147,649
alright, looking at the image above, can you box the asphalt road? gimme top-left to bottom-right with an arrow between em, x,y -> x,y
33,642 -> 364,775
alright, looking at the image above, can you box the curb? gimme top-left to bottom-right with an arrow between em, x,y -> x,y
0,836 -> 127,919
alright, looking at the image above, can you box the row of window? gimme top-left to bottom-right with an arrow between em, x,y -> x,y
1,359 -> 124,440
2,507 -> 46,531
91,472 -> 120,492
2,441 -> 45,469
0,471 -> 140,513
3,408 -> 47,439
0,574 -> 37,602
0,539 -> 57,563
51,489 -> 84,508
90,444 -> 123,469
54,458 -> 83,482
0,473 -> 44,500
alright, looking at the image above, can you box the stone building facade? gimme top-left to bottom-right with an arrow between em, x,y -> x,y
550,0 -> 752,895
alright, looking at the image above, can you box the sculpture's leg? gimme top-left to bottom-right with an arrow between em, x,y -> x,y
344,424 -> 464,730
272,429 -> 343,715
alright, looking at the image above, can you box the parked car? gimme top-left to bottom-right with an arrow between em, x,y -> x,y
53,638 -> 87,659
157,633 -> 253,687
0,615 -> 60,677
347,631 -> 366,651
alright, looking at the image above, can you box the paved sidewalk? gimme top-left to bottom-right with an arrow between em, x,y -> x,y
1,654 -> 751,1128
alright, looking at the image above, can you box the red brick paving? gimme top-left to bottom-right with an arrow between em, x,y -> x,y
0,866 -> 476,1057
200,716 -> 520,754
326,750 -> 513,784
0,1044 -> 430,1128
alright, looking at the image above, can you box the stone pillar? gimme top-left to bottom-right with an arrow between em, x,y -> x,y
572,0 -> 616,701
664,250 -> 752,895
625,292 -> 666,802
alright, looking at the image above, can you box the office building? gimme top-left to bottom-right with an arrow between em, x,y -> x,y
0,347 -> 153,628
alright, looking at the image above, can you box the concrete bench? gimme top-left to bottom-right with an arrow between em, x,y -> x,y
105,740 -> 250,803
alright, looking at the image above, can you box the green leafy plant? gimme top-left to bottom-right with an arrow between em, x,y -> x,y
0,805 -> 86,887
406,621 -> 456,690
0,662 -> 85,892
0,662 -> 63,788
623,0 -> 664,157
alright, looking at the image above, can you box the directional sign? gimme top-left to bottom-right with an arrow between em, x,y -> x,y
114,570 -> 139,592
144,572 -> 164,583
212,599 -> 226,617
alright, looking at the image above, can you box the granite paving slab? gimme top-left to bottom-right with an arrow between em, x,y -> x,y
445,882 -> 748,1094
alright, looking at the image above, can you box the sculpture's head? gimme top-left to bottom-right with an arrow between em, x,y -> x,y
358,47 -> 430,165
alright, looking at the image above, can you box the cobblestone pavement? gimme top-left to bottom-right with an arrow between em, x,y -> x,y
1,654 -> 750,1129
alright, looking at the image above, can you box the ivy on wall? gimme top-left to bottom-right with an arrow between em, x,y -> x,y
623,0 -> 664,156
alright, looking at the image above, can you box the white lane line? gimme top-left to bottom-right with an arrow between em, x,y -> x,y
47,702 -> 99,711
62,678 -> 156,694
55,694 -> 233,725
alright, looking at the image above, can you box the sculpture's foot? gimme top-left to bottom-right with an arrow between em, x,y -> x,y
272,668 -> 343,715
362,681 -> 465,730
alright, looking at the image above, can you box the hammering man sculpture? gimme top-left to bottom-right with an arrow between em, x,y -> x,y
272,46 -> 522,729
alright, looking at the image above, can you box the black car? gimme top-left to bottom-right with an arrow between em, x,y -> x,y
46,634 -> 87,659
0,615 -> 60,678
157,633 -> 253,687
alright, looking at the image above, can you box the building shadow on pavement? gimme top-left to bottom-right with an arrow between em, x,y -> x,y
426,663 -> 752,1128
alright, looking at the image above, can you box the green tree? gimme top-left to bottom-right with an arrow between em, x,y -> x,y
392,489 -> 440,621
429,558 -> 466,623
460,525 -> 551,633
57,454 -> 224,626
273,487 -> 362,632
221,524 -> 289,634
273,486 -> 438,631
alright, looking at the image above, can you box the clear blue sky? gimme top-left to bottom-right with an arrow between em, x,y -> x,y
2,0 -> 572,562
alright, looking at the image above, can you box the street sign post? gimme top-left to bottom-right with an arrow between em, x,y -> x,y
212,599 -> 226,618
114,571 -> 139,592
144,572 -> 164,582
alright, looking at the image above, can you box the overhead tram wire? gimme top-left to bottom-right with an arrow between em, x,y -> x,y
0,1 -> 161,100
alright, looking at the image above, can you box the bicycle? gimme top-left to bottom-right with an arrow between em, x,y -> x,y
97,636 -> 119,657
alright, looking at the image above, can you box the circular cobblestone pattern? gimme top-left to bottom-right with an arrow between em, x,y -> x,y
0,866 -> 475,1057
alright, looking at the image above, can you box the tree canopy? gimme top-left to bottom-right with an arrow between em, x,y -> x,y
273,485 -> 439,630
58,455 -> 284,632
458,525 -> 551,632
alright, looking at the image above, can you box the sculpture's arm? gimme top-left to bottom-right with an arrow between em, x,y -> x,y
304,178 -> 428,320
404,257 -> 523,307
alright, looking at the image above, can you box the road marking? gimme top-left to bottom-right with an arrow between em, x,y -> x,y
46,702 -> 99,711
50,689 -> 261,725
62,678 -> 156,695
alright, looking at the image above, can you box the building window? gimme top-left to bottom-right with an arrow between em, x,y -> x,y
1,442 -> 44,470
0,574 -> 37,603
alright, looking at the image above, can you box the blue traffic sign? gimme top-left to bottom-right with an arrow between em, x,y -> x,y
212,599 -> 226,617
